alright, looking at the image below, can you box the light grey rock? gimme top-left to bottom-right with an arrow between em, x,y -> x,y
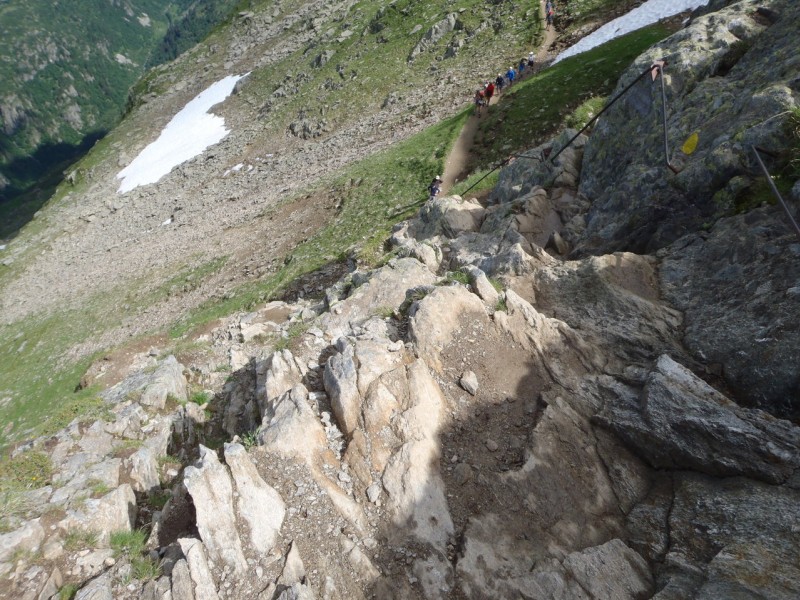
595,355 -> 800,484
562,539 -> 653,599
74,573 -> 113,600
409,285 -> 487,372
0,519 -> 45,563
323,341 -> 361,436
170,559 -> 194,600
35,566 -> 62,600
74,549 -> 113,579
463,266 -> 499,309
408,14 -> 457,61
178,537 -> 220,600
140,356 -> 188,409
318,258 -> 436,339
366,483 -> 381,503
276,582 -> 314,600
126,446 -> 160,492
278,541 -> 306,587
224,442 -> 285,555
60,485 -> 136,546
460,370 -> 479,395
340,537 -> 381,583
258,384 -> 327,465
381,360 -> 453,550
183,446 -> 247,574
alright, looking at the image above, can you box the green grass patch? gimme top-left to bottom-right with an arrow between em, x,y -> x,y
58,584 -> 78,600
63,529 -> 99,551
473,23 -> 677,169
451,168 -> 501,197
442,270 -> 470,285
565,96 -> 607,131
190,391 -> 211,405
0,450 -> 52,490
111,528 -> 161,582
110,529 -> 148,557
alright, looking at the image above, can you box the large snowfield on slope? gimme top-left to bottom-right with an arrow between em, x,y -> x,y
116,74 -> 245,193
554,0 -> 709,64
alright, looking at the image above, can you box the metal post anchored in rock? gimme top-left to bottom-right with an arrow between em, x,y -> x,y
545,60 -> 684,175
752,145 -> 800,242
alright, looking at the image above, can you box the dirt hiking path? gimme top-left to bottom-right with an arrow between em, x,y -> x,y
441,1 -> 558,194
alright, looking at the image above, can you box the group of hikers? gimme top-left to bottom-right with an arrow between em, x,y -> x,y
430,2 -> 557,201
473,50 -> 538,117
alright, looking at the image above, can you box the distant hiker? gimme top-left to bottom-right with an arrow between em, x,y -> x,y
506,66 -> 516,86
474,88 -> 486,116
519,58 -> 527,77
546,1 -> 555,29
528,51 -> 535,69
495,73 -> 505,92
484,81 -> 495,104
428,175 -> 442,201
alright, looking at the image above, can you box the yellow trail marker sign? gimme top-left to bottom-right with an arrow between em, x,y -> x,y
682,132 -> 699,155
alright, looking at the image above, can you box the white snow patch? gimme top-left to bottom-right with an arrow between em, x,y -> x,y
115,54 -> 135,66
0,244 -> 6,251
117,74 -> 246,194
554,0 -> 709,64
138,13 -> 151,27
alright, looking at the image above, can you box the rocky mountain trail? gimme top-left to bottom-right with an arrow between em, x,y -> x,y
4,20 -> 800,591
2,1 -> 799,598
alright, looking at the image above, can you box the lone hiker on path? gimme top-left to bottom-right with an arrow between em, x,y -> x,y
428,175 -> 442,201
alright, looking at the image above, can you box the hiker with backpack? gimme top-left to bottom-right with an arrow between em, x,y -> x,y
519,58 -> 527,78
484,81 -> 495,104
527,51 -> 535,69
495,73 -> 505,93
428,175 -> 442,201
474,87 -> 487,116
506,66 -> 516,87
546,1 -> 555,29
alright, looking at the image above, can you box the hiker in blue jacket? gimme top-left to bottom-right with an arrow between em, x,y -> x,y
506,66 -> 516,86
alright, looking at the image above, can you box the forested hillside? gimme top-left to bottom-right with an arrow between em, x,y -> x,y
0,0 -> 239,237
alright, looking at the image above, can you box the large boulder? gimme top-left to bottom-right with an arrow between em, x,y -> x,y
576,0 -> 798,254
660,208 -> 800,418
596,355 -> 800,484
183,446 -> 248,574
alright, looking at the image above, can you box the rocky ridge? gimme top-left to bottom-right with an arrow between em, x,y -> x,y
3,93 -> 799,597
2,1 -> 799,598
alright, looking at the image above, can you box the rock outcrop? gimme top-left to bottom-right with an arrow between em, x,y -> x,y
3,2 -> 799,599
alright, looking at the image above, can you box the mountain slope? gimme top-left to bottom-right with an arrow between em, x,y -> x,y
0,0 -> 240,232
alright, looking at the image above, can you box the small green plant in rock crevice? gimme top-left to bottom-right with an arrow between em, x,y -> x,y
58,583 -> 78,600
110,528 -> 161,582
441,270 -> 470,286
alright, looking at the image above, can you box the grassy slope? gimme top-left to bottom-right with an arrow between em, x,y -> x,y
472,23 -> 676,169
0,10 -> 674,449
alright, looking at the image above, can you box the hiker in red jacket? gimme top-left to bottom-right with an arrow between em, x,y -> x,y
484,81 -> 495,105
